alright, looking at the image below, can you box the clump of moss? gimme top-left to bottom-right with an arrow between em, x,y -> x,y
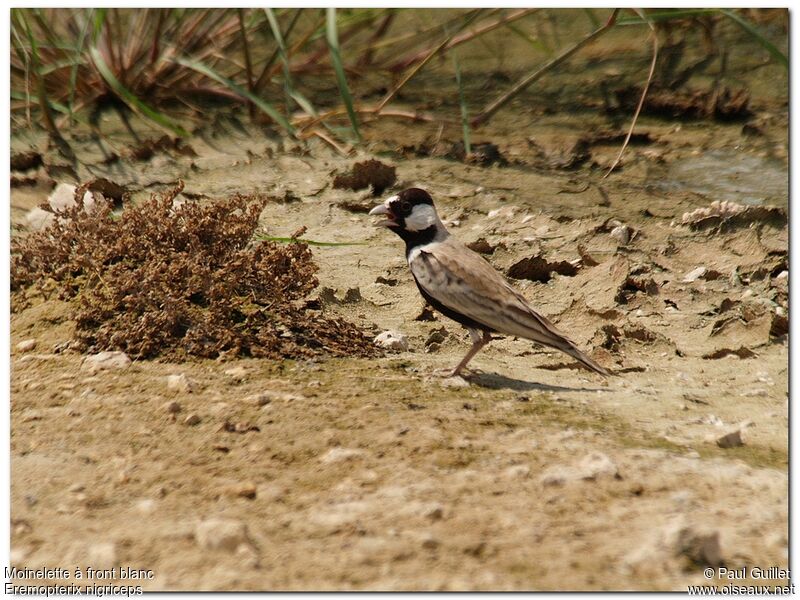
11,181 -> 377,360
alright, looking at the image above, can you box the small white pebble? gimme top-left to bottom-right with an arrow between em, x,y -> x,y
167,373 -> 196,393
374,330 -> 409,352
682,266 -> 707,283
15,339 -> 37,353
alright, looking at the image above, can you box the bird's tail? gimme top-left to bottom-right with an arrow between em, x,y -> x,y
497,288 -> 613,376
548,336 -> 611,376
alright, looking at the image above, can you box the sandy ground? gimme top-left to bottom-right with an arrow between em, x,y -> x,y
10,16 -> 788,590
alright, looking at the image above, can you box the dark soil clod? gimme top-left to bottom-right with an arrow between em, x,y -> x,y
507,255 -> 578,283
333,159 -> 397,196
126,135 -> 198,161
615,85 -> 751,121
702,347 -> 757,360
467,238 -> 496,255
615,275 -> 659,304
11,151 -> 44,172
450,142 -> 508,166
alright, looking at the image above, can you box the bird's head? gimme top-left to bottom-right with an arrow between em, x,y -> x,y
369,188 -> 443,238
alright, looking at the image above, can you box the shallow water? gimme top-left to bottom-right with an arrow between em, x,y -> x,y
656,150 -> 788,207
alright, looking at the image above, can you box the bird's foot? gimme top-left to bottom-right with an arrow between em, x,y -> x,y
432,367 -> 481,380
432,367 -> 461,378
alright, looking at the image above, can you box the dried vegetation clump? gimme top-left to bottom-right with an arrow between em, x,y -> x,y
11,182 -> 377,360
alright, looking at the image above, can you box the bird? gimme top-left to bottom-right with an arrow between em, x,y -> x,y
369,187 -> 610,378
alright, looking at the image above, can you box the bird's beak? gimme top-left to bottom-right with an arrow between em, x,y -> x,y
369,197 -> 397,228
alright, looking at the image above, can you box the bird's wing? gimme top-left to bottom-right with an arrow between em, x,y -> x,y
410,237 -> 609,375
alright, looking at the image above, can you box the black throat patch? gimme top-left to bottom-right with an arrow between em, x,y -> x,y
391,225 -> 437,258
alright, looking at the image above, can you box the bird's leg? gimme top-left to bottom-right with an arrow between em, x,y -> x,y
449,329 -> 492,377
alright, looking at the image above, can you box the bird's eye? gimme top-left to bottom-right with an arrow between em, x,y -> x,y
400,201 -> 412,214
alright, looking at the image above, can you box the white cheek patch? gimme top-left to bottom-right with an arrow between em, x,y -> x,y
404,204 -> 437,231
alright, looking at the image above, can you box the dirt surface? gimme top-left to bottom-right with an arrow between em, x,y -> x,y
10,13 -> 788,591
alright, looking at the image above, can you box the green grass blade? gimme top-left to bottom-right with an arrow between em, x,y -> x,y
254,8 -> 304,94
719,9 -> 788,69
90,46 -> 189,136
289,90 -> 318,117
326,8 -> 360,141
91,9 -> 107,42
265,7 -> 304,113
264,8 -> 290,78
255,234 -> 367,247
505,23 -> 549,54
39,57 -> 84,75
453,53 -> 471,155
11,90 -> 71,115
583,8 -> 600,29
175,56 -> 296,135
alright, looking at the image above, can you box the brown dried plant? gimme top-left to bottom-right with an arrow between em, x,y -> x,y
11,182 -> 377,360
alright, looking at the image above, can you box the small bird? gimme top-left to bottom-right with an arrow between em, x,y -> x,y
369,188 -> 609,377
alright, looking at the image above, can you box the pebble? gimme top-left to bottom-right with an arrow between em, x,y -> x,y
438,375 -> 470,388
670,491 -> 693,508
320,448 -> 366,463
578,452 -> 619,480
195,518 -> 250,552
9,547 -> 30,565
717,429 -> 744,448
667,523 -> 723,567
700,414 -> 724,427
167,373 -> 196,393
540,452 -> 619,485
246,391 -> 306,406
756,372 -> 774,385
220,482 -> 257,500
610,225 -> 631,245
421,535 -> 440,550
183,413 -> 201,426
504,464 -> 531,479
15,339 -> 37,353
48,182 -> 102,212
425,329 -> 448,346
682,266 -> 707,283
373,330 -> 409,352
425,504 -> 445,521
24,207 -> 55,231
163,400 -> 182,414
224,366 -> 248,382
21,409 -> 42,422
539,466 -> 572,486
87,541 -> 117,569
135,499 -> 157,515
487,206 -> 516,220
81,351 -> 131,374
